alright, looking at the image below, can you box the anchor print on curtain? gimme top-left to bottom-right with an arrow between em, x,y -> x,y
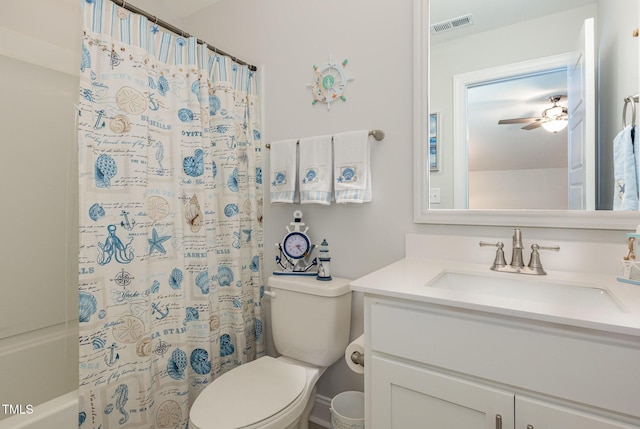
77,1 -> 265,427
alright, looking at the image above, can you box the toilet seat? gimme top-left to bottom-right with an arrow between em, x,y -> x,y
189,356 -> 307,429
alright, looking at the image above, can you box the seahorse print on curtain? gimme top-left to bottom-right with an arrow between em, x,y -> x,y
77,1 -> 265,427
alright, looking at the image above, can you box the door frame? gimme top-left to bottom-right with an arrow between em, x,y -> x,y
452,53 -> 573,209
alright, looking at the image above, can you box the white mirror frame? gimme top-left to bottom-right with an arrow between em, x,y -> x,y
413,0 -> 638,230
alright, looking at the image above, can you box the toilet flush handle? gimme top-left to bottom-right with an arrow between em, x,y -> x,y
263,290 -> 276,298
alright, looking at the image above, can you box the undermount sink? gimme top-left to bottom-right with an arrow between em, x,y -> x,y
427,271 -> 624,312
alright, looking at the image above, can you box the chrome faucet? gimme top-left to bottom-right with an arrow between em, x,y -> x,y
510,228 -> 524,269
480,228 -> 559,275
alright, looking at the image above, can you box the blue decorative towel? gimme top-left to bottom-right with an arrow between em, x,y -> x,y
299,135 -> 332,205
269,139 -> 298,203
613,125 -> 638,210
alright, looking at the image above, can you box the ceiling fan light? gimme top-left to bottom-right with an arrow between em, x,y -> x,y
545,106 -> 564,118
541,119 -> 568,133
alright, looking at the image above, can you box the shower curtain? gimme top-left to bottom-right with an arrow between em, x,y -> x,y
77,1 -> 264,427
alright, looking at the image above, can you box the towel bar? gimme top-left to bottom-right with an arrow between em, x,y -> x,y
265,129 -> 384,149
623,94 -> 639,128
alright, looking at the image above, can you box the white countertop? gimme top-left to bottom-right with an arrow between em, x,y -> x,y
350,257 -> 640,338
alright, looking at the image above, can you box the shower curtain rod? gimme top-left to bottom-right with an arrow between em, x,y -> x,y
110,0 -> 257,71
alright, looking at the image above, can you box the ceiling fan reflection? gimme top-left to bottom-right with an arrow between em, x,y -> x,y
498,95 -> 568,133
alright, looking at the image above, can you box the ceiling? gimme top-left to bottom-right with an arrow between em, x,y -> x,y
430,0 -> 596,44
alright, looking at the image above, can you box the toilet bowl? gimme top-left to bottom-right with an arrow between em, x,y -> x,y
189,276 -> 352,429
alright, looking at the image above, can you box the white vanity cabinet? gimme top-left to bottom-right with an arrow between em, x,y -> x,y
371,355 -> 514,428
365,296 -> 640,429
515,396 -> 636,429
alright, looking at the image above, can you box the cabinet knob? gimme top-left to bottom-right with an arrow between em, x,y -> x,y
527,425 -> 534,429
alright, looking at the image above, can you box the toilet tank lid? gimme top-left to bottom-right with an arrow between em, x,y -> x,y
267,275 -> 352,297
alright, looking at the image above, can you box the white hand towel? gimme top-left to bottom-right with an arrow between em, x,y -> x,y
269,139 -> 298,204
299,135 -> 333,205
613,125 -> 639,210
333,130 -> 372,203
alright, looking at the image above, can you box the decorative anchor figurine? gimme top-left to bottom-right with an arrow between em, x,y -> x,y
274,210 -> 318,275
316,239 -> 332,281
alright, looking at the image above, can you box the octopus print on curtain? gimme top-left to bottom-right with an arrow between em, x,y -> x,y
77,1 -> 264,427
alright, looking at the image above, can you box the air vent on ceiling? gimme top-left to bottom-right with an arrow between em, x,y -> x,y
430,14 -> 474,34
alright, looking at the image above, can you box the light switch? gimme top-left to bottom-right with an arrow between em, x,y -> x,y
430,188 -> 441,204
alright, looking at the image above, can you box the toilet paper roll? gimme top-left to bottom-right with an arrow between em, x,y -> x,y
345,334 -> 365,374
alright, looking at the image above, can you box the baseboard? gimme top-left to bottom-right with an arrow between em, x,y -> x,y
309,393 -> 332,428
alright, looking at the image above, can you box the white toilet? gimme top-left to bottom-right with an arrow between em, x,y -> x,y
189,275 -> 353,429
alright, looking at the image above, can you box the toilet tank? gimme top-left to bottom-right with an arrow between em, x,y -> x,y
267,275 -> 352,367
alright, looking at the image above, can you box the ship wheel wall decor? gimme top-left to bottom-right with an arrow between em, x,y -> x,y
308,56 -> 354,110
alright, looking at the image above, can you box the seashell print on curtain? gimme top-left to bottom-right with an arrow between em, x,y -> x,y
77,1 -> 264,427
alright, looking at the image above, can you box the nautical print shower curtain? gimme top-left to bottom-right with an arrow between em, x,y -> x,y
77,1 -> 264,427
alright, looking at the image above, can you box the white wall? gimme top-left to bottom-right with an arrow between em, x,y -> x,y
469,168 -> 568,210
430,5 -> 598,208
185,0 -> 416,277
596,0 -> 639,209
184,0 -> 633,409
121,0 -> 184,28
0,0 -> 80,419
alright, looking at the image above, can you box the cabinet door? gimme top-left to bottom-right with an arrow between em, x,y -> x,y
371,356 -> 514,429
516,396 -> 639,429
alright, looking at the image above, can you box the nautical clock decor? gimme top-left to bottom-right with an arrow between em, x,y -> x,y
274,210 -> 318,276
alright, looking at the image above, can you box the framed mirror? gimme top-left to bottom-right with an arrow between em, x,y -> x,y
413,0 -> 640,229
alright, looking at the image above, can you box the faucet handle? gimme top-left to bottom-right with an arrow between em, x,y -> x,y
527,244 -> 560,275
537,244 -> 560,252
479,241 -> 508,270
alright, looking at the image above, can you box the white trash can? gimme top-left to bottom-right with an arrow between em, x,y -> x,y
330,391 -> 365,429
